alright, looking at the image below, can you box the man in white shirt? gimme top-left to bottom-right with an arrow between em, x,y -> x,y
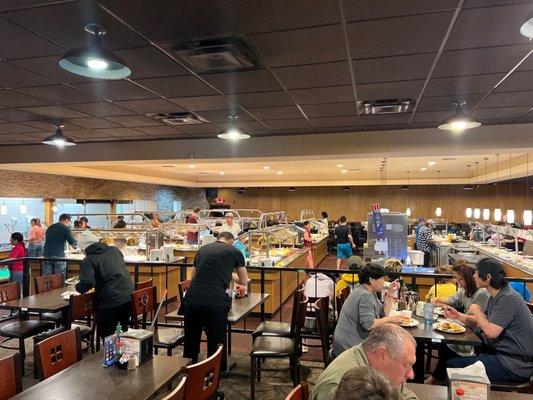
219,212 -> 242,237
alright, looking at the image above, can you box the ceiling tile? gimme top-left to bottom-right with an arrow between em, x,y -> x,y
434,45 -> 533,78
424,73 -> 502,96
74,81 -> 157,101
258,128 -> 315,136
479,91 -> 533,108
359,114 -> 411,125
0,90 -> 50,107
225,120 -> 269,133
301,102 -> 355,117
12,56 -> 96,84
412,110 -> 451,123
272,61 -> 351,89
66,102 -> 136,117
290,86 -> 354,105
90,128 -> 151,138
310,116 -> 357,128
249,24 -> 346,67
344,0 -> 459,21
62,117 -> 120,129
357,80 -> 424,99
3,1 -> 146,50
201,70 -> 281,94
445,3 -> 533,50
0,108 -> 48,122
115,99 -> 185,114
233,91 -> 294,108
194,109 -> 252,123
0,18 -> 64,60
175,123 -> 220,134
67,129 -> 116,139
417,94 -> 483,111
247,106 -> 302,120
0,1 -> 61,12
23,120 -> 81,131
169,95 -> 230,111
17,85 -> 102,104
347,12 -> 454,58
361,124 -> 409,131
354,53 -> 436,84
18,105 -> 90,118
134,126 -> 185,136
494,70 -> 533,93
114,47 -> 187,79
263,119 -> 311,130
0,62 -> 55,88
104,115 -> 161,127
135,75 -> 217,98
0,122 -> 42,133
471,106 -> 529,119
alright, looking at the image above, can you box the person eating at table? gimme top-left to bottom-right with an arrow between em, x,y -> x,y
444,257 -> 533,383
182,231 -> 249,372
425,263 -> 490,384
75,230 -> 134,340
311,324 -> 417,400
333,366 -> 400,400
424,265 -> 457,302
332,263 -> 403,357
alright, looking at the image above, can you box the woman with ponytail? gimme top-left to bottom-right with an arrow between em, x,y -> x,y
8,232 -> 27,285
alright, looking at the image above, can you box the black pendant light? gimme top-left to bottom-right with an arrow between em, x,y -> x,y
217,115 -> 250,141
342,186 -> 350,191
400,171 -> 410,191
438,102 -> 481,133
42,125 -> 76,147
462,164 -> 474,190
59,23 -> 131,80
288,186 -> 296,192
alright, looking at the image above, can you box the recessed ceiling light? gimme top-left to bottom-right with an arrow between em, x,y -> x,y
188,164 -> 195,169
277,171 -> 283,175
428,161 -> 437,166
341,169 -> 348,173
219,171 -> 225,175
420,167 -> 427,171
337,164 -> 344,167
59,23 -> 131,80
263,166 -> 270,170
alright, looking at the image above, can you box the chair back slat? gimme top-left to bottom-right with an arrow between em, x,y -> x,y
135,278 -> 153,291
336,286 -> 350,313
162,376 -> 187,400
293,295 -> 308,340
34,273 -> 63,294
181,344 -> 223,400
131,286 -> 157,328
0,282 -> 20,302
314,297 -> 331,368
284,383 -> 309,400
35,328 -> 82,381
178,280 -> 191,303
0,354 -> 22,400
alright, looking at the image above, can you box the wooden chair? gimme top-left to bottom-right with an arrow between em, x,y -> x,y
135,277 -> 153,290
314,297 -> 331,368
284,383 -> 309,400
336,286 -> 350,314
34,328 -> 82,381
162,376 -> 187,400
131,286 -> 184,355
0,354 -> 22,400
181,344 -> 223,400
34,274 -> 64,325
490,377 -> 533,394
250,295 -> 308,400
67,292 -> 97,354
0,282 -> 55,376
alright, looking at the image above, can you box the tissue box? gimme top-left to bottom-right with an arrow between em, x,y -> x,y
149,249 -> 164,261
120,329 -> 154,365
447,361 -> 490,400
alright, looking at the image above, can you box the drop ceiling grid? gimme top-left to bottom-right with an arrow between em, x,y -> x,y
0,1 -> 531,144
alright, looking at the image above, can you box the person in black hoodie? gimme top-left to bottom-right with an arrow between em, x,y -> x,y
75,231 -> 134,339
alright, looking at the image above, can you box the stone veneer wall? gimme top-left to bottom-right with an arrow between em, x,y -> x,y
0,169 -> 208,210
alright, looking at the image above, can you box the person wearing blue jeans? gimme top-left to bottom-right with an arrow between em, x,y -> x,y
444,258 -> 533,383
43,213 -> 77,279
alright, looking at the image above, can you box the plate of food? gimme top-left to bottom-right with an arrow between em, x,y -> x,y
65,276 -> 80,285
398,317 -> 419,327
434,306 -> 445,315
434,320 -> 466,334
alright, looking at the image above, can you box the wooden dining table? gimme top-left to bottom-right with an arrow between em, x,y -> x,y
11,352 -> 191,400
408,383 -> 531,399
0,286 -> 72,314
404,315 -> 482,382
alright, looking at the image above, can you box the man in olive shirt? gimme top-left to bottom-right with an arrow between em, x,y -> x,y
311,324 -> 418,400
183,231 -> 249,371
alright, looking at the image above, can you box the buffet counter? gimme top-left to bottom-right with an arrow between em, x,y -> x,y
310,234 -> 329,267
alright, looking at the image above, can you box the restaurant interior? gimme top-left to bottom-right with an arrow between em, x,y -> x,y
0,1 -> 532,399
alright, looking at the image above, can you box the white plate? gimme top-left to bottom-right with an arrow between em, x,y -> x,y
434,321 -> 466,334
399,318 -> 420,327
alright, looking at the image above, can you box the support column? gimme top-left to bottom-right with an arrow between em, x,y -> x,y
43,198 -> 55,226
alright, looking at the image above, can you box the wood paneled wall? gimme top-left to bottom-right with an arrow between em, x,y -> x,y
219,184 -> 532,222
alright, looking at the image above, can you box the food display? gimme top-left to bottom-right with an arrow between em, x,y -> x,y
434,320 -> 466,334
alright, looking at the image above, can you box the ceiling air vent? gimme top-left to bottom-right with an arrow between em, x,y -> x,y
358,99 -> 415,115
172,37 -> 258,73
146,112 -> 208,126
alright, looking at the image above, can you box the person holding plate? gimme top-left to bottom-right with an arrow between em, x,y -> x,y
444,258 -> 533,383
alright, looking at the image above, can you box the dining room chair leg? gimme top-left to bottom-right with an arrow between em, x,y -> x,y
166,347 -> 172,356
19,338 -> 25,377
250,356 -> 256,400
256,357 -> 261,382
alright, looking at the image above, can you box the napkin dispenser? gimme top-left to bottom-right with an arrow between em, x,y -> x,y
149,249 -> 164,262
162,245 -> 174,261
447,361 -> 490,400
120,329 -> 154,365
